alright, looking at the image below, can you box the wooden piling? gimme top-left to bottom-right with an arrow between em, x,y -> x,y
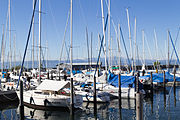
70,77 -> 74,116
136,74 -> 139,93
174,85 -> 176,107
20,80 -> 24,120
163,71 -> 166,88
20,80 -> 23,106
150,72 -> 153,95
118,73 -> 122,120
136,93 -> 143,120
173,70 -> 176,87
118,73 -> 121,101
93,76 -> 97,117
164,89 -> 166,109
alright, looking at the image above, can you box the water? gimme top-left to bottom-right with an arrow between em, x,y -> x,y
1,87 -> 180,120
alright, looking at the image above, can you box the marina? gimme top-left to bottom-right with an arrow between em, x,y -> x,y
1,0 -> 180,120
1,86 -> 180,119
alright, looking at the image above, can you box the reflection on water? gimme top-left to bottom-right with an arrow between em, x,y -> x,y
1,87 -> 180,119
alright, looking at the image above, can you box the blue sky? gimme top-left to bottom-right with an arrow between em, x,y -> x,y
0,0 -> 180,65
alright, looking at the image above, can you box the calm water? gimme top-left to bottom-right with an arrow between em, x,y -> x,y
1,87 -> 180,120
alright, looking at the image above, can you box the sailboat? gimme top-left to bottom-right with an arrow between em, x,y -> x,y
16,0 -> 83,110
21,80 -> 83,109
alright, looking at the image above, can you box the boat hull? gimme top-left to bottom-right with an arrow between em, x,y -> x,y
17,90 -> 83,110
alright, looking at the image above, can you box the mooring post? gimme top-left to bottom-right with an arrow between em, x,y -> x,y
20,80 -> 24,120
173,68 -> 176,87
174,84 -> 176,107
136,73 -> 143,120
136,73 -> 139,93
118,73 -> 121,104
118,73 -> 122,120
136,93 -> 143,120
93,76 -> 97,117
150,72 -> 153,95
150,72 -> 154,113
163,71 -> 166,88
70,77 -> 74,116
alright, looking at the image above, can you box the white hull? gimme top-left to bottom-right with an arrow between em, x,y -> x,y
75,90 -> 110,102
17,90 -> 83,109
97,84 -> 136,99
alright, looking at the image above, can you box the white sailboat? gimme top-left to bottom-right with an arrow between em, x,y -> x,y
16,0 -> 83,110
20,80 -> 83,109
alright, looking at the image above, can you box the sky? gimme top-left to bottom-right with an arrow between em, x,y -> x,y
1,0 -> 180,66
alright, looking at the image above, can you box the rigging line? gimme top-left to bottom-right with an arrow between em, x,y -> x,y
119,26 -> 131,68
169,27 -> 180,64
59,9 -> 70,63
86,27 -> 90,69
47,0 -> 62,43
169,31 -> 180,65
78,0 -> 88,26
41,48 -> 46,69
144,33 -> 156,70
94,14 -> 108,77
16,0 -> 37,89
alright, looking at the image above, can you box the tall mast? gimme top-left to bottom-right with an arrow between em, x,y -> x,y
91,32 -> 92,69
70,0 -> 73,79
167,29 -> 169,71
108,0 -> 111,69
118,24 -> 121,72
1,25 -> 5,72
70,0 -> 74,112
134,17 -> 136,71
101,0 -> 107,74
142,30 -> 145,65
32,0 -> 35,69
126,8 -> 133,71
86,27 -> 90,70
39,0 -> 42,84
13,34 -> 16,70
8,0 -> 12,71
46,40 -> 48,70
154,29 -> 159,69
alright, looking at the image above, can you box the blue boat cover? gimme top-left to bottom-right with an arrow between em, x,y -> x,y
107,72 -> 136,88
139,72 -> 180,83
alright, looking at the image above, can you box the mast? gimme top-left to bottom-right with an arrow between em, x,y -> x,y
1,25 -> 5,72
39,0 -> 42,84
118,24 -> 121,72
101,0 -> 107,74
142,30 -> 145,66
8,0 -> 12,71
154,29 -> 159,69
126,8 -> 133,71
91,32 -> 92,69
134,17 -> 136,71
167,30 -> 169,71
86,27 -> 90,70
70,0 -> 74,112
108,0 -> 111,69
13,34 -> 16,70
46,40 -> 48,70
32,0 -> 35,69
